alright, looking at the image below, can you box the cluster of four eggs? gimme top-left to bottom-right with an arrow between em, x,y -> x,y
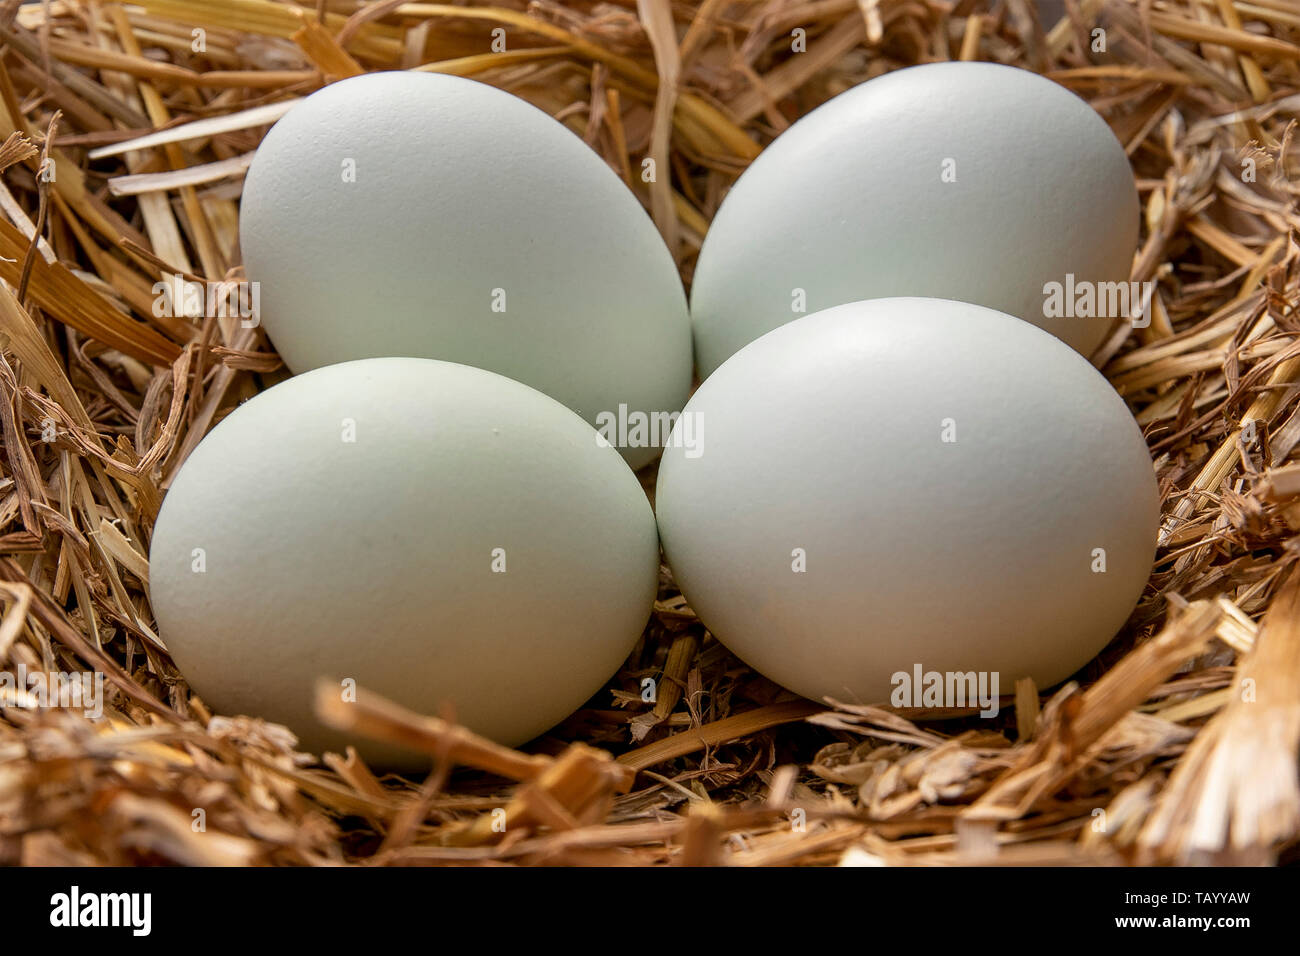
150,65 -> 1158,764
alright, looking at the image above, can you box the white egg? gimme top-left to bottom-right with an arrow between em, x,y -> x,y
240,71 -> 691,470
656,298 -> 1159,706
149,358 -> 659,765
690,62 -> 1139,379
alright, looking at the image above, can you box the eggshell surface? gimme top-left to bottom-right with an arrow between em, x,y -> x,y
690,62 -> 1140,379
655,298 -> 1159,704
240,71 -> 691,470
149,358 -> 659,765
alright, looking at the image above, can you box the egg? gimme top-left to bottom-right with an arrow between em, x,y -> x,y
655,298 -> 1158,706
240,71 -> 691,470
689,62 -> 1139,379
149,358 -> 659,765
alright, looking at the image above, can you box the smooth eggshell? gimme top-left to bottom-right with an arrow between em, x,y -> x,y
149,358 -> 659,765
690,62 -> 1139,379
240,71 -> 691,470
656,298 -> 1159,704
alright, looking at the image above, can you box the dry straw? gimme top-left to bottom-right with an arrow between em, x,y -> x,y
0,0 -> 1296,866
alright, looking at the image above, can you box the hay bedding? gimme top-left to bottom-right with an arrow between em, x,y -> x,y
0,0 -> 1296,867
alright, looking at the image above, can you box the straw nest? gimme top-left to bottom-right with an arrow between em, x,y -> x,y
0,0 -> 1297,867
